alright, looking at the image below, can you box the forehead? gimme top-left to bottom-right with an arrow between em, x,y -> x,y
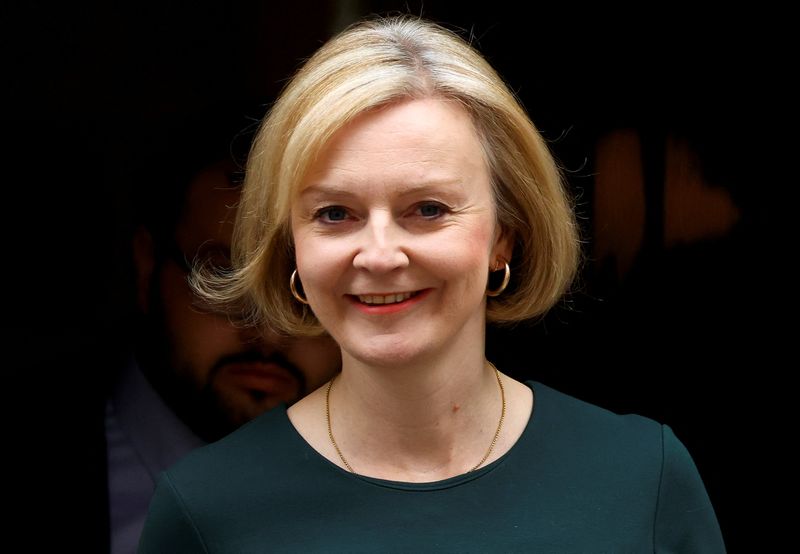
301,97 -> 489,192
176,160 -> 241,251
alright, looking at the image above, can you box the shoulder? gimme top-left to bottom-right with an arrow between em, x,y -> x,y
524,381 -> 673,493
521,381 -> 724,546
153,404 -> 307,510
143,407 -> 294,529
167,405 -> 293,480
140,405 -> 323,551
529,380 -> 664,447
525,381 -> 725,550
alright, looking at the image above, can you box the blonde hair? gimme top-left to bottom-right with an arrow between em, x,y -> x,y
193,15 -> 580,336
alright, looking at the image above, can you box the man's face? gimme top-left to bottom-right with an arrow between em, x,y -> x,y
136,161 -> 341,441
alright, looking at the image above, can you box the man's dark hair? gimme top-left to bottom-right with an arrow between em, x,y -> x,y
131,106 -> 261,247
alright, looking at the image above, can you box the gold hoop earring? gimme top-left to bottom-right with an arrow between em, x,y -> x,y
486,262 -> 510,297
290,269 -> 309,305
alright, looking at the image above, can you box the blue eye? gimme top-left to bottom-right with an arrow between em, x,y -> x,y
317,206 -> 348,222
418,203 -> 444,218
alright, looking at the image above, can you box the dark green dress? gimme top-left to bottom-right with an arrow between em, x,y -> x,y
138,381 -> 726,553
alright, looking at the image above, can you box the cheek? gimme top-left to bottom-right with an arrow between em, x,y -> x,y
158,269 -> 240,360
158,269 -> 196,331
294,234 -> 352,295
420,223 -> 494,275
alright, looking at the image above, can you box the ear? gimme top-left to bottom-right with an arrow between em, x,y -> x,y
132,226 -> 156,313
490,224 -> 514,268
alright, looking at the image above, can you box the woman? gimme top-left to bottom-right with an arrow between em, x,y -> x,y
138,16 -> 725,552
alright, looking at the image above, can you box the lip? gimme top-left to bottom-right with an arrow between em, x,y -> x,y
347,288 -> 432,315
221,362 -> 299,396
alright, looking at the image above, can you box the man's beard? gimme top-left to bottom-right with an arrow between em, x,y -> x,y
136,285 -> 307,442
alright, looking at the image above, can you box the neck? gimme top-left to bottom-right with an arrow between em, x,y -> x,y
329,344 -> 504,481
336,310 -> 489,421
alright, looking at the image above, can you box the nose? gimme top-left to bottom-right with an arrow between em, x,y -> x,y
352,210 -> 410,273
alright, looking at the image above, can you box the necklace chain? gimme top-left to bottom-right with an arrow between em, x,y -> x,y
325,361 -> 506,475
326,375 -> 356,473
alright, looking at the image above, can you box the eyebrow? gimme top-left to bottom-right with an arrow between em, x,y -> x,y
299,179 -> 464,199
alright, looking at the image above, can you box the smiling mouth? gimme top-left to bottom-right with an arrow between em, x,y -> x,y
356,291 -> 420,305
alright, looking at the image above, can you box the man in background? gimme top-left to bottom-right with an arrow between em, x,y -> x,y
6,110 -> 341,553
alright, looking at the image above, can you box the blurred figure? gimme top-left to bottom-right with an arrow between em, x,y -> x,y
128,151 -> 340,443
6,110 -> 341,554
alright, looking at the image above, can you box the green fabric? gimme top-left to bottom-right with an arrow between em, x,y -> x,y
138,381 -> 726,553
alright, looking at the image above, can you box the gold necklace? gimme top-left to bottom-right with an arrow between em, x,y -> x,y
325,361 -> 506,475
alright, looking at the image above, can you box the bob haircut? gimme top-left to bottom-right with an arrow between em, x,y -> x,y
194,15 -> 580,337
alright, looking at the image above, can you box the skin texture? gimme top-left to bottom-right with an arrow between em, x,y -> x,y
134,160 -> 341,441
291,98 -> 511,369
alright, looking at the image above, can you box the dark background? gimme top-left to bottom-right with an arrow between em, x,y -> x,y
3,1 -> 781,551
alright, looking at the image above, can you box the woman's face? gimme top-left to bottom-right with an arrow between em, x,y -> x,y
291,97 -> 511,367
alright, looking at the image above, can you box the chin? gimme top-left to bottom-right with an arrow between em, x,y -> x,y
345,339 -> 435,369
218,392 -> 282,426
